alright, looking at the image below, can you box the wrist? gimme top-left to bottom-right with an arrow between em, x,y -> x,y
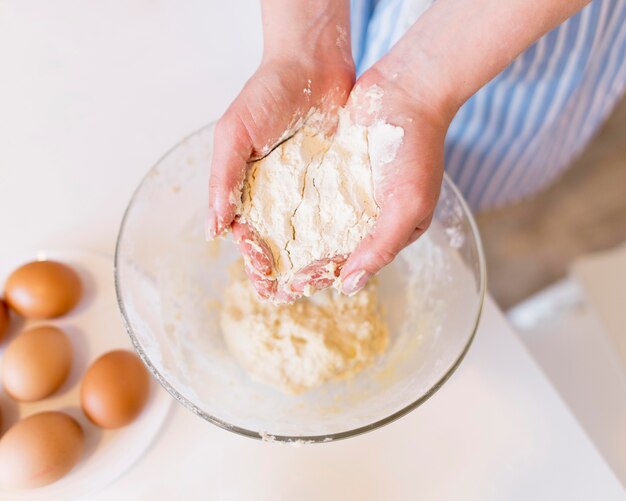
373,44 -> 462,126
373,0 -> 590,122
261,0 -> 353,73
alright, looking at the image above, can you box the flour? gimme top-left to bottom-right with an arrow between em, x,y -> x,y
220,261 -> 388,394
303,78 -> 312,97
368,122 -> 406,168
237,88 -> 404,297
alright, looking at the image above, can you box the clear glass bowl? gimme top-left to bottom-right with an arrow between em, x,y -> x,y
115,123 -> 486,443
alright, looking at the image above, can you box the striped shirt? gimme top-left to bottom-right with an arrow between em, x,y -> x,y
350,0 -> 626,210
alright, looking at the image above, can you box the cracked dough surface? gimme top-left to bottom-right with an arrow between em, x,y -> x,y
236,110 -> 404,290
220,261 -> 389,394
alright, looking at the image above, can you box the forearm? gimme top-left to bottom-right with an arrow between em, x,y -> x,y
261,0 -> 351,63
376,0 -> 590,118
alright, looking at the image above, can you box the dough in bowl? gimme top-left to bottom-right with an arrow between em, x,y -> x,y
220,261 -> 389,394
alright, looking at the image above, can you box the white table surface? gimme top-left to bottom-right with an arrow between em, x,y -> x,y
508,248 -> 626,489
0,1 -> 623,500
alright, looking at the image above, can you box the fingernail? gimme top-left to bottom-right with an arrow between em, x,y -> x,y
341,270 -> 371,295
205,208 -> 218,240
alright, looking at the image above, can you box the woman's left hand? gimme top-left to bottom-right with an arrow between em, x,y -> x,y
337,66 -> 455,295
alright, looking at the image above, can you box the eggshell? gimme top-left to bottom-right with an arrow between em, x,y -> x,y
81,350 -> 150,429
5,260 -> 82,319
0,411 -> 84,489
0,300 -> 9,343
2,326 -> 73,402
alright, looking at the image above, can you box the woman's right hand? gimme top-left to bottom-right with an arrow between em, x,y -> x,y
207,0 -> 354,300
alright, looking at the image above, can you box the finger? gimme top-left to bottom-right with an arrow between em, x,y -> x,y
249,274 -> 277,301
232,221 -> 274,276
207,112 -> 253,239
273,287 -> 300,304
339,199 -> 432,295
289,255 -> 347,296
405,227 -> 424,246
232,221 -> 277,300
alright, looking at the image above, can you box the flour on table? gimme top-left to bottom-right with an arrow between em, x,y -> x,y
220,261 -> 389,394
236,88 -> 404,297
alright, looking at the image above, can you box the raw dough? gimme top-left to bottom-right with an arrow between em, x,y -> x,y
220,261 -> 389,394
236,101 -> 404,294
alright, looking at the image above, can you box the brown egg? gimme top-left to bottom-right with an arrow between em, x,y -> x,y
81,350 -> 150,429
0,411 -> 84,489
5,260 -> 82,319
3,326 -> 73,402
0,299 -> 9,343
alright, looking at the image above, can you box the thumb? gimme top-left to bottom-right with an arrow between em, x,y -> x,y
339,197 -> 432,295
231,221 -> 277,300
207,112 -> 252,239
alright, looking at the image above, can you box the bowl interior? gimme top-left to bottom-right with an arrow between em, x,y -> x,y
115,124 -> 485,442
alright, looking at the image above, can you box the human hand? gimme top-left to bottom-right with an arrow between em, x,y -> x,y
332,0 -> 587,295
337,67 -> 455,295
207,1 -> 354,300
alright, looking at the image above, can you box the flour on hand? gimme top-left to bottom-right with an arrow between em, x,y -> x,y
235,86 -> 404,300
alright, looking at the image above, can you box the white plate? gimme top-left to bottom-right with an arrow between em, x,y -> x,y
0,249 -> 172,499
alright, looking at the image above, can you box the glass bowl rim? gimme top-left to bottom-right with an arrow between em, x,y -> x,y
114,122 -> 487,444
